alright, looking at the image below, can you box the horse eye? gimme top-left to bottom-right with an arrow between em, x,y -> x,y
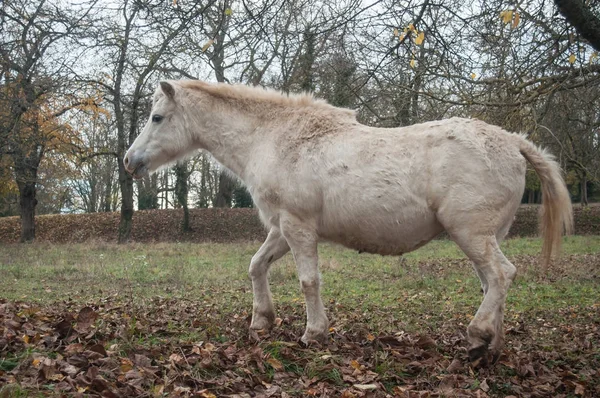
152,114 -> 164,123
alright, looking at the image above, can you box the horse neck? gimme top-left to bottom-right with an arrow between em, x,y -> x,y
184,97 -> 263,182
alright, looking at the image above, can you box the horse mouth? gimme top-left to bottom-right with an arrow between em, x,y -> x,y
131,163 -> 149,180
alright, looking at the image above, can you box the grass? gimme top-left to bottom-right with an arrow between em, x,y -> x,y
0,236 -> 598,299
0,236 -> 598,333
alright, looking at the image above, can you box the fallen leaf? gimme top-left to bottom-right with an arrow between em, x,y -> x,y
480,379 -> 490,392
353,384 -> 378,390
266,357 -> 284,371
350,360 -> 361,370
76,307 -> 97,332
416,335 -> 436,349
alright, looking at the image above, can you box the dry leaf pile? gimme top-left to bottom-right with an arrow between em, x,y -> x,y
1,294 -> 598,397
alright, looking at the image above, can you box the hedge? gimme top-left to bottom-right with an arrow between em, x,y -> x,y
0,205 -> 598,244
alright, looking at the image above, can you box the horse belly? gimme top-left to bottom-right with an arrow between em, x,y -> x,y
318,203 -> 443,256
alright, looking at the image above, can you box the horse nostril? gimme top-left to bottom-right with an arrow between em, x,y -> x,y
124,155 -> 130,169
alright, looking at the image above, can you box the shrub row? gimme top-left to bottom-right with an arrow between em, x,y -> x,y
0,205 -> 598,244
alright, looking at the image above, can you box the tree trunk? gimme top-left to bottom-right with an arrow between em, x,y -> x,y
18,181 -> 37,243
214,171 -> 234,208
299,27 -> 316,92
554,0 -> 600,52
528,189 -> 535,204
580,173 -> 588,206
137,174 -> 159,210
13,148 -> 42,243
102,172 -> 113,212
175,162 -> 191,231
210,13 -> 237,209
118,161 -> 134,243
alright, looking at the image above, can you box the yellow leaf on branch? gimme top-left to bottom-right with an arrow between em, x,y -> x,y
500,10 -> 513,25
202,39 -> 215,52
410,58 -> 416,68
393,28 -> 399,37
569,54 -> 576,64
415,31 -> 425,45
512,12 -> 520,28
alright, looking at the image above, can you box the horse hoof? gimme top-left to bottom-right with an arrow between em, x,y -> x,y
489,349 -> 502,365
250,315 -> 274,331
468,344 -> 489,367
301,330 -> 328,346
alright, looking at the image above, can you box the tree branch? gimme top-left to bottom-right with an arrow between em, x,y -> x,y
554,0 -> 600,51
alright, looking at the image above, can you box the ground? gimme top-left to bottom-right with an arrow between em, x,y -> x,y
0,237 -> 599,397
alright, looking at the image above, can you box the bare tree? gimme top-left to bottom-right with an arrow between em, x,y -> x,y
174,162 -> 191,231
83,0 -> 213,242
0,0 -> 95,241
538,87 -> 600,205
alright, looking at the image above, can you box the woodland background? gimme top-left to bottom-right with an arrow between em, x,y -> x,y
2,0 -> 600,243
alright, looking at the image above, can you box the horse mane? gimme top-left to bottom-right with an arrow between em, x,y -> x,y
177,80 -> 356,117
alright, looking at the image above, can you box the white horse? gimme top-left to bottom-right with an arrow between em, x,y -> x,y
124,80 -> 573,364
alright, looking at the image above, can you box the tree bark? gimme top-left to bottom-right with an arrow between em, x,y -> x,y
554,0 -> 600,52
137,174 -> 159,210
580,173 -> 588,206
528,189 -> 535,204
175,162 -> 191,231
18,181 -> 37,242
213,172 -> 234,208
208,4 -> 237,208
117,161 -> 134,243
102,169 -> 113,212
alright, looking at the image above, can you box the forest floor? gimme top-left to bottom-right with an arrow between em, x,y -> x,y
1,237 -> 599,397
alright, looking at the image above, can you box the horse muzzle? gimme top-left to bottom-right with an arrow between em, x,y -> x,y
123,151 -> 149,180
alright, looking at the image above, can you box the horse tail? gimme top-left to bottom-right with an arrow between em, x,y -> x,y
518,137 -> 574,266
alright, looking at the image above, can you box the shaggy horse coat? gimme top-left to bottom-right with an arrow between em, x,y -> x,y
124,80 -> 573,364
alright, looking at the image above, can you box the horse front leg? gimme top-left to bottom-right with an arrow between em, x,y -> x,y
280,214 -> 329,344
249,228 -> 290,330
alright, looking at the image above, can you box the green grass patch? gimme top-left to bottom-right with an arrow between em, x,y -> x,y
0,237 -> 598,308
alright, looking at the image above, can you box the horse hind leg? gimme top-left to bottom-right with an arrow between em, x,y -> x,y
450,231 -> 517,365
488,250 -> 517,359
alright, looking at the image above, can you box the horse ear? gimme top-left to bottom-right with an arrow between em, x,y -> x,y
160,81 -> 175,99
